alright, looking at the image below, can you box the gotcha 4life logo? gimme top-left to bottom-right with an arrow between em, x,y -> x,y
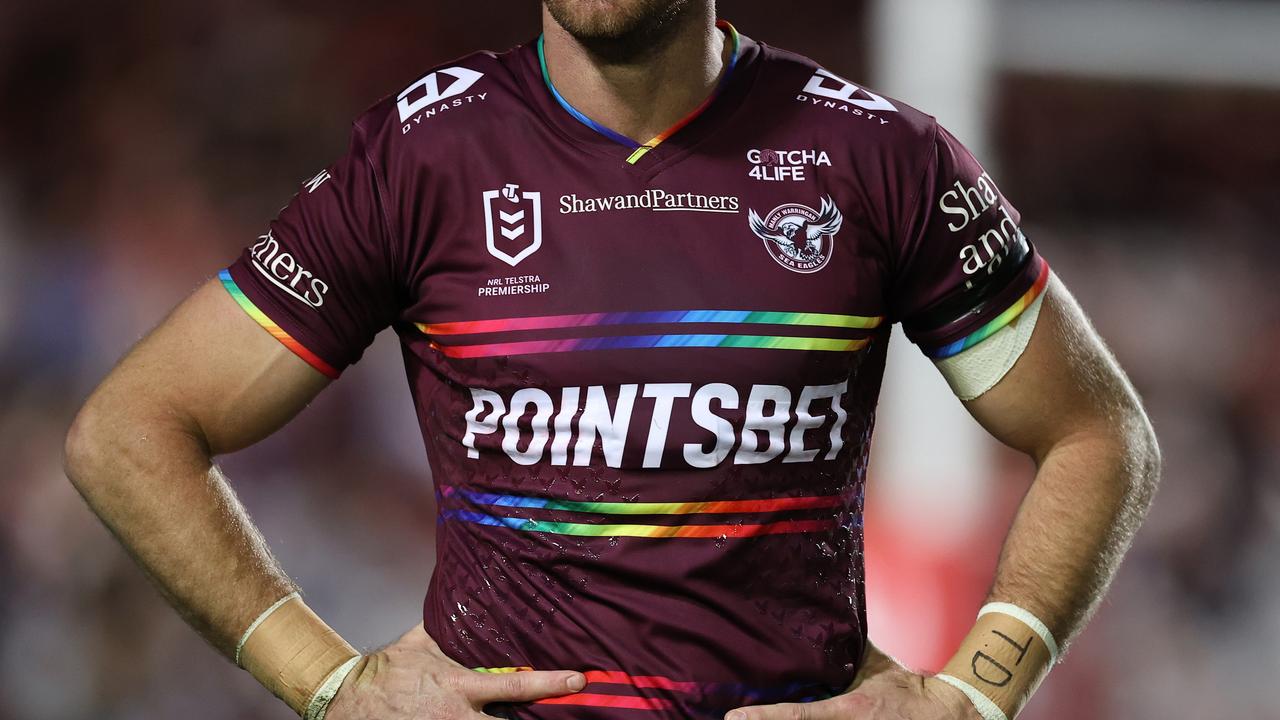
749,196 -> 843,273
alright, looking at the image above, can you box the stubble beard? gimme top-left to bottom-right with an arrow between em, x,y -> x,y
542,0 -> 700,62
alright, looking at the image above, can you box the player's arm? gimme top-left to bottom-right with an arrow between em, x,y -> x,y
856,275 -> 1159,720
728,117 -> 1158,719
967,278 -> 1161,649
63,278 -> 327,654
728,277 -> 1158,720
932,275 -> 1159,714
63,280 -> 584,719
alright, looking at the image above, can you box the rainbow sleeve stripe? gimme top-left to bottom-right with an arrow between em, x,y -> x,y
537,20 -> 742,165
925,258 -> 1051,360
219,269 -> 340,379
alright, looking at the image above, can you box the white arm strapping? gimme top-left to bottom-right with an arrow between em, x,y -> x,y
979,601 -> 1061,663
933,284 -> 1048,401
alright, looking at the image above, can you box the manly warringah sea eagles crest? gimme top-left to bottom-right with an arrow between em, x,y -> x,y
748,195 -> 843,273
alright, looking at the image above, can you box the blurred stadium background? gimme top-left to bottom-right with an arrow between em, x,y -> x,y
1,0 -> 1277,718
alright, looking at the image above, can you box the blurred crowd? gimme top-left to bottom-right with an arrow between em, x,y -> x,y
1,1 -> 1276,719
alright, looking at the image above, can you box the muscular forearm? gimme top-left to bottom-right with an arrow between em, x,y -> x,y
927,414 -> 1158,720
734,421 -> 1158,720
987,416 -> 1159,649
63,283 -> 376,718
64,385 -> 293,659
63,356 -> 589,720
975,283 -> 1163,653
928,282 -> 1162,719
59,281 -> 591,720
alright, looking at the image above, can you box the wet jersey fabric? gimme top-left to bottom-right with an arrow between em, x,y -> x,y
222,26 -> 1048,720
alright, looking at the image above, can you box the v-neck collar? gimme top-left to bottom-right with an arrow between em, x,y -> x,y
517,20 -> 760,170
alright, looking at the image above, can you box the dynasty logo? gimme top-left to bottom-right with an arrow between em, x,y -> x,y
397,66 -> 487,134
748,195 -> 844,273
797,68 -> 897,126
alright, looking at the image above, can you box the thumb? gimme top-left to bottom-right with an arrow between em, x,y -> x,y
464,668 -> 587,704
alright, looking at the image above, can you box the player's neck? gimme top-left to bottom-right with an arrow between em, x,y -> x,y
539,6 -> 727,145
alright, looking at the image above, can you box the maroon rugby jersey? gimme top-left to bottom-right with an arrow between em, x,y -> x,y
221,22 -> 1048,720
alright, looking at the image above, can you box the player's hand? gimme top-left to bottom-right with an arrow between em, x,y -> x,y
724,642 -> 980,720
324,622 -> 585,719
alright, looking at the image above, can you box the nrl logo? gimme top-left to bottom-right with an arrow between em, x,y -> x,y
483,183 -> 543,267
748,195 -> 843,273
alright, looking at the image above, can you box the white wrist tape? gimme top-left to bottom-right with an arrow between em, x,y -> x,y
934,287 -> 1047,401
236,593 -> 360,718
236,591 -> 300,667
978,602 -> 1060,664
934,674 -> 1008,720
304,655 -> 361,720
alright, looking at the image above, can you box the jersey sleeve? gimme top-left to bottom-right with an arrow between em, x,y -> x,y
220,123 -> 398,378
889,123 -> 1050,359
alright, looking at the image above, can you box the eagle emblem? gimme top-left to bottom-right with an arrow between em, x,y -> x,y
748,195 -> 843,273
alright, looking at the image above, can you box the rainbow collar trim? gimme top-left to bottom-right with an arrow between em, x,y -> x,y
537,19 -> 741,164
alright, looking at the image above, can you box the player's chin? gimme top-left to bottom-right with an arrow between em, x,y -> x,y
544,0 -> 688,41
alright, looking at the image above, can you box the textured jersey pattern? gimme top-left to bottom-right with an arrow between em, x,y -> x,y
223,28 -> 1047,720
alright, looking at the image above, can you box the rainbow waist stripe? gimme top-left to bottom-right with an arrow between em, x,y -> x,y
440,485 -> 840,540
442,510 -> 833,538
418,308 -> 881,360
443,486 -> 842,515
473,667 -> 836,709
